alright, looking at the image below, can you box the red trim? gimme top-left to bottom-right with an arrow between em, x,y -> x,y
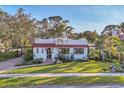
33,43 -> 88,48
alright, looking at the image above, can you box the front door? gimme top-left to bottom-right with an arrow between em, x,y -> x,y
47,48 -> 51,59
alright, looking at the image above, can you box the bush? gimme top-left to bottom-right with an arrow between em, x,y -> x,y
55,55 -> 88,63
23,49 -> 33,61
7,51 -> 18,58
54,55 -> 66,63
15,58 -> 43,66
32,59 -> 43,64
0,51 -> 18,61
55,55 -> 86,63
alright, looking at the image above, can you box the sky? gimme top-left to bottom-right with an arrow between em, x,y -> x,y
1,5 -> 124,34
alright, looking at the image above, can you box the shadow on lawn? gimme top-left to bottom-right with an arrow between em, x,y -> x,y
5,61 -> 111,74
30,62 -> 78,73
30,62 -> 110,73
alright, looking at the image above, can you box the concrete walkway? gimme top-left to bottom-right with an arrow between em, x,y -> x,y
1,73 -> 124,78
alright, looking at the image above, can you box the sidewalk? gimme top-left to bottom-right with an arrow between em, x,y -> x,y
1,73 -> 124,78
31,84 -> 124,88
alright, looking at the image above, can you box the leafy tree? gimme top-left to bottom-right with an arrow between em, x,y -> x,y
0,8 -> 37,56
14,8 -> 37,54
80,31 -> 99,43
120,23 -> 124,33
38,16 -> 74,40
102,25 -> 120,35
102,25 -> 120,60
0,10 -> 16,52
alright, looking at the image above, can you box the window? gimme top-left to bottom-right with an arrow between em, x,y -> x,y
36,48 -> 39,54
74,48 -> 84,54
41,48 -> 44,53
59,48 -> 70,54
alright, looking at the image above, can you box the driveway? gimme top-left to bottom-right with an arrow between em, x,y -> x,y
0,57 -> 54,73
0,57 -> 22,71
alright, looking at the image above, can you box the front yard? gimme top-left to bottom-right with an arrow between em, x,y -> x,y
1,60 -> 112,74
1,76 -> 124,87
0,59 -> 122,87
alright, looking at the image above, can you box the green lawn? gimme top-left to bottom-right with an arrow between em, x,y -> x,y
1,76 -> 124,87
2,60 -> 112,74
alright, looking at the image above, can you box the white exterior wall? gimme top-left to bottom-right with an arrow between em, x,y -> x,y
33,38 -> 88,62
70,48 -> 73,54
33,47 -> 88,62
51,48 -> 59,62
33,48 -> 47,62
84,48 -> 88,59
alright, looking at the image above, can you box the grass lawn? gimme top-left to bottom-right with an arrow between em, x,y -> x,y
1,76 -> 124,87
2,60 -> 112,74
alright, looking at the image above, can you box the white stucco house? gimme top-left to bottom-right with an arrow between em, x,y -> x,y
33,38 -> 88,62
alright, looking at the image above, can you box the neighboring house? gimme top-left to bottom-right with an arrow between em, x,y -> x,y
112,29 -> 119,36
119,32 -> 124,40
33,38 -> 88,62
112,29 -> 124,40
